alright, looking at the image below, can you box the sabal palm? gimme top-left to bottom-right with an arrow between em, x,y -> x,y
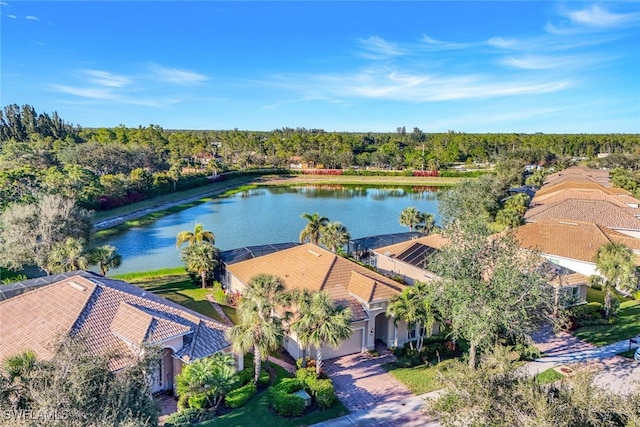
46,237 -> 91,273
594,242 -> 636,318
292,291 -> 352,374
399,207 -> 421,232
4,350 -> 37,409
90,245 -> 122,276
180,243 -> 219,288
226,274 -> 290,384
416,213 -> 436,235
319,221 -> 350,253
299,212 -> 329,244
176,223 -> 215,249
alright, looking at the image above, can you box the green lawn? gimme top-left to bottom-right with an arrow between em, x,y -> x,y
384,363 -> 445,395
534,368 -> 564,384
121,273 -> 225,323
574,300 -> 640,346
221,305 -> 240,325
586,287 -> 632,305
199,361 -> 349,427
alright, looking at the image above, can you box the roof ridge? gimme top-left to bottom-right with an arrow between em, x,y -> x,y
320,255 -> 339,291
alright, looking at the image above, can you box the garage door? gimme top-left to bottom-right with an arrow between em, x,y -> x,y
321,328 -> 363,360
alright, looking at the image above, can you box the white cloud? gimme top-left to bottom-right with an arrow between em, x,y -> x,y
25,15 -> 38,20
358,36 -> 404,59
422,35 -> 477,50
150,65 -> 207,85
500,54 -> 602,70
487,37 -> 518,49
7,14 -> 16,19
83,70 -> 132,87
49,84 -> 170,108
567,5 -> 640,28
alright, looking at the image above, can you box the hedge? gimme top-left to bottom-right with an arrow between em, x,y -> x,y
270,378 -> 305,417
295,367 -> 336,409
225,382 -> 257,408
165,408 -> 210,427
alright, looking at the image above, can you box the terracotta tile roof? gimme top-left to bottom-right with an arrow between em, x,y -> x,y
514,219 -> 640,263
524,199 -> 640,230
550,272 -> 589,288
0,272 -> 230,370
544,166 -> 611,186
227,244 -> 405,321
0,277 -> 96,361
530,188 -> 640,209
373,234 -> 449,258
533,180 -> 624,200
347,271 -> 402,303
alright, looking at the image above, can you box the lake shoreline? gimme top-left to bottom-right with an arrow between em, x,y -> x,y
93,173 -> 459,236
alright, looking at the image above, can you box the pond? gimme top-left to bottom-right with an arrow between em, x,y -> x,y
99,185 -> 442,274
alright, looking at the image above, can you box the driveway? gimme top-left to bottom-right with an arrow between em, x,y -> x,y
323,351 -> 413,412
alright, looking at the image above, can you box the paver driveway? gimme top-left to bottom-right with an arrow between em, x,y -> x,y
323,351 -> 413,412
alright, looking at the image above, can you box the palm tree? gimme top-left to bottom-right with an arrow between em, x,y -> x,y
291,290 -> 352,375
175,352 -> 235,410
46,237 -> 91,273
226,274 -> 291,384
3,350 -> 37,409
180,243 -> 219,288
594,242 -> 636,318
387,281 -> 438,351
176,223 -> 215,249
319,221 -> 350,254
416,213 -> 436,235
399,207 -> 421,232
299,212 -> 329,245
90,245 -> 122,276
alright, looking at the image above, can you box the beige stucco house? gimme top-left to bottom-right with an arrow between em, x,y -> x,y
223,243 -> 415,358
0,271 -> 237,394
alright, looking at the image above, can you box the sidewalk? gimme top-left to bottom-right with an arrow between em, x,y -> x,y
309,390 -> 442,427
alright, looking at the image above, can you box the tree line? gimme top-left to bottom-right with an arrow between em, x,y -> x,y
2,103 -> 640,211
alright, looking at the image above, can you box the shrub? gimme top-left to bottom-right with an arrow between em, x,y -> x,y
435,358 -> 459,373
571,302 -> 603,321
164,408 -> 209,427
187,393 -> 208,410
270,378 -> 305,417
312,379 -> 335,409
225,382 -> 257,408
295,367 -> 316,382
633,291 -> 640,301
233,368 -> 269,388
258,369 -> 270,386
272,392 -> 305,417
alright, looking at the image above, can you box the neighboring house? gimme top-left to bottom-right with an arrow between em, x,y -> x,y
223,243 -> 411,358
543,166 -> 612,187
0,271 -> 236,394
531,181 -> 639,209
546,264 -> 589,307
514,219 -> 640,277
372,234 -> 449,285
524,199 -> 640,238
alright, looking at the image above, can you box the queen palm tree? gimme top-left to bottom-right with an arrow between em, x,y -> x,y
319,221 -> 350,254
90,245 -> 122,276
176,223 -> 215,249
594,242 -> 636,318
180,243 -> 219,288
226,274 -> 290,385
299,212 -> 329,245
46,237 -> 91,273
291,290 -> 352,375
399,207 -> 421,232
416,213 -> 436,235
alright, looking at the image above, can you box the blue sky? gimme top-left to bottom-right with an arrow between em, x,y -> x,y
1,1 -> 639,133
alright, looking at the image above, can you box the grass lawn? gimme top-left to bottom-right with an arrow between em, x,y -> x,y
534,368 -> 564,384
586,287 -> 632,305
221,305 -> 239,325
199,361 -> 349,427
574,300 -> 640,346
119,272 -> 225,323
383,362 -> 445,395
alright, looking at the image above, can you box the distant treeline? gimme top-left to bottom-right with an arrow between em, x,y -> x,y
1,103 -> 639,211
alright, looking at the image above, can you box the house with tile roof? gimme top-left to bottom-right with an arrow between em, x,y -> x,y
0,271 -> 235,394
371,234 -> 449,285
223,243 -> 408,359
514,219 -> 640,278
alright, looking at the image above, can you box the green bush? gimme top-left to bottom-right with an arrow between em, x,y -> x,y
312,379 -> 335,409
571,302 -> 603,321
435,358 -> 459,373
233,368 -> 269,388
295,367 -> 316,382
165,408 -> 209,427
270,378 -> 305,417
187,393 -> 208,409
225,382 -> 257,408
272,392 -> 305,417
258,369 -> 270,386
